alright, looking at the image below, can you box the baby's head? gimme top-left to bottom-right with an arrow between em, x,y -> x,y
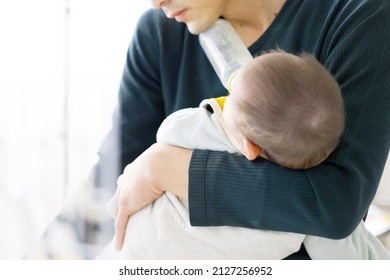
223,50 -> 345,169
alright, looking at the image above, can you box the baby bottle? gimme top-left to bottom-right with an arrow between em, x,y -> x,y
199,19 -> 253,90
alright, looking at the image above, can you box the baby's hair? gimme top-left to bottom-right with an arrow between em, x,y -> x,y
231,50 -> 345,169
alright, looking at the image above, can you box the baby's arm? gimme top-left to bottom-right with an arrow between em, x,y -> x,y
156,106 -> 239,154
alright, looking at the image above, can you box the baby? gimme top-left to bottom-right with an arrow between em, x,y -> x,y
99,50 -> 389,260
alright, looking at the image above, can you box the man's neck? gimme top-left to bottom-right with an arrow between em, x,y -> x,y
223,0 -> 286,46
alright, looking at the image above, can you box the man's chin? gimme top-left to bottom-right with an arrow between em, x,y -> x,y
185,22 -> 212,35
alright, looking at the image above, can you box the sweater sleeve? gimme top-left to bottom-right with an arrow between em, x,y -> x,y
188,0 -> 390,239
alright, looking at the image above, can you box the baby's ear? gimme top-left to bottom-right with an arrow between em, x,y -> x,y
241,138 -> 261,161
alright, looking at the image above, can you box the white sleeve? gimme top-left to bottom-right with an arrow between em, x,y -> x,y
156,107 -> 240,154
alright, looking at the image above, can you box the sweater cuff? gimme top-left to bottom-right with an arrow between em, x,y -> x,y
188,149 -> 208,226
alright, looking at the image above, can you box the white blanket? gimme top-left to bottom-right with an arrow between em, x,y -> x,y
97,101 -> 390,260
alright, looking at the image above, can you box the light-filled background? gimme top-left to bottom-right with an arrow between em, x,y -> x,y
0,0 -> 389,260
0,0 -> 149,259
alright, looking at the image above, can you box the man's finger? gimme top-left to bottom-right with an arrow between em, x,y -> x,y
114,207 -> 130,250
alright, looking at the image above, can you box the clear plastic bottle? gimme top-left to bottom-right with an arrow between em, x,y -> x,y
199,19 -> 253,90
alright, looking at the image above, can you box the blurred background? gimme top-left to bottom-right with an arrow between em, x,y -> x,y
0,0 -> 389,260
0,0 -> 149,259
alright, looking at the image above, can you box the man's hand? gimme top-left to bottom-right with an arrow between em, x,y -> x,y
107,143 -> 192,250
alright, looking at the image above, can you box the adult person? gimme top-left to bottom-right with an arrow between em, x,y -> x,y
97,0 -> 390,259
